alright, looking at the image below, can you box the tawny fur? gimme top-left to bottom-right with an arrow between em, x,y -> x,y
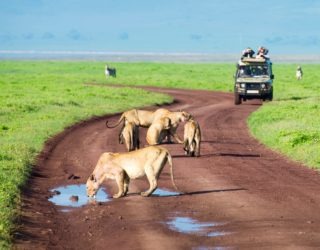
152,109 -> 191,143
146,117 -> 171,145
86,146 -> 178,198
183,118 -> 201,157
106,108 -> 191,144
120,122 -> 140,151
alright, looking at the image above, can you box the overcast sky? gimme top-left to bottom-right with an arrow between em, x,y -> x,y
1,0 -> 320,54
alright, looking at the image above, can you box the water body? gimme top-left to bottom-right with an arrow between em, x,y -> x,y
152,188 -> 181,197
166,216 -> 229,237
48,184 -> 110,210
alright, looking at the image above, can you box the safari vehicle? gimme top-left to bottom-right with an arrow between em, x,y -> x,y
234,57 -> 274,105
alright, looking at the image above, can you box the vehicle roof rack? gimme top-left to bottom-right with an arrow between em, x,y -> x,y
241,57 -> 266,63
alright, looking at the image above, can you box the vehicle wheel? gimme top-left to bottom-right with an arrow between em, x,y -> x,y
234,93 -> 242,105
268,90 -> 273,101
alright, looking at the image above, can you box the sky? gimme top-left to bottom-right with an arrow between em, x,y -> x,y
1,0 -> 320,54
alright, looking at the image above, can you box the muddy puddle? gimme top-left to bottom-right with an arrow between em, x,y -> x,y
166,216 -> 230,237
48,186 -> 180,212
152,188 -> 181,197
48,184 -> 110,211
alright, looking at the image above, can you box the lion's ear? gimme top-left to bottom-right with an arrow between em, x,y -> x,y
184,112 -> 191,120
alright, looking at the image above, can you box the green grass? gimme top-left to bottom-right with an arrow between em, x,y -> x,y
248,64 -> 320,169
0,61 -> 173,248
100,62 -> 235,91
0,61 -> 320,248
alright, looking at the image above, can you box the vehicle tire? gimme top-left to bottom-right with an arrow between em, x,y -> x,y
234,93 -> 242,105
268,89 -> 273,101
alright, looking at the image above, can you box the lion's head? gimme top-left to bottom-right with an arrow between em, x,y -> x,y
86,174 -> 99,198
180,111 -> 191,122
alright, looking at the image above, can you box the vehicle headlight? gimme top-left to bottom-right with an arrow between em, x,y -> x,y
261,83 -> 266,88
240,83 -> 246,88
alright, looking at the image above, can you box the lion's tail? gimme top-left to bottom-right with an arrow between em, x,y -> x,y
166,151 -> 180,192
106,113 -> 125,128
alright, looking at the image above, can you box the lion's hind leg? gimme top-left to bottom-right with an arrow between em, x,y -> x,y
183,138 -> 189,154
141,163 -> 158,197
119,123 -> 125,144
141,151 -> 168,197
195,126 -> 201,157
190,140 -> 196,157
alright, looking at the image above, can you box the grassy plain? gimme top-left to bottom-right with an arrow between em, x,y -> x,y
248,64 -> 320,168
0,61 -> 172,248
0,61 -> 319,248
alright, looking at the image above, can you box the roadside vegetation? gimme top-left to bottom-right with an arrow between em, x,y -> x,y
0,61 -> 172,248
248,64 -> 320,169
0,61 -> 319,248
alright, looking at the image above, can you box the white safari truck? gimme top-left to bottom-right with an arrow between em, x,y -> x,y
234,57 -> 274,105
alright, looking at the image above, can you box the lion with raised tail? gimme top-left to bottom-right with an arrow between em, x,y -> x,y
106,109 -> 154,143
86,146 -> 179,198
106,108 -> 191,144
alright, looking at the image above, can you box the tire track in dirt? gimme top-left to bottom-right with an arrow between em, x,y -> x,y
14,87 -> 320,249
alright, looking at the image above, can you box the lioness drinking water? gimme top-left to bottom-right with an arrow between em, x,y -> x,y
86,145 -> 178,198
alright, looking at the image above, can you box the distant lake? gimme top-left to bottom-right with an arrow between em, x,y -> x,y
1,50 -> 320,63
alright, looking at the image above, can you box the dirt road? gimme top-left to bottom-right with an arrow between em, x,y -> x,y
15,87 -> 320,250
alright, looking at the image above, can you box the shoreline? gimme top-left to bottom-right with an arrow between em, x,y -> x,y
1,50 -> 320,63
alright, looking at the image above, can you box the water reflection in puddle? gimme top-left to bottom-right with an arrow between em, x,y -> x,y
167,216 -> 229,237
152,188 -> 181,197
194,247 -> 234,250
48,184 -> 110,211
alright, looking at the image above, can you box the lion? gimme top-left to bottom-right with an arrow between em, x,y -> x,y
86,145 -> 179,198
183,117 -> 201,157
106,109 -> 155,143
106,108 -> 190,144
153,109 -> 191,144
146,117 -> 171,145
106,109 -> 155,128
120,121 -> 140,151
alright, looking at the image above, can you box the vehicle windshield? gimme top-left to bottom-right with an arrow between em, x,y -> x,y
238,65 -> 269,77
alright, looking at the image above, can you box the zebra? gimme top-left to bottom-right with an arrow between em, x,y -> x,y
296,66 -> 303,80
105,65 -> 117,78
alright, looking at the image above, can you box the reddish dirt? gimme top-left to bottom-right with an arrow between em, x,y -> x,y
14,87 -> 320,250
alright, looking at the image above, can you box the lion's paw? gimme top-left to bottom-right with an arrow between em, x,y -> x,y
113,193 -> 124,198
140,191 -> 151,197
